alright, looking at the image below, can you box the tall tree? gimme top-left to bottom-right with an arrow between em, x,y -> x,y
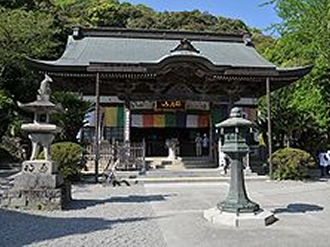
258,0 -> 330,154
51,92 -> 93,143
0,7 -> 58,102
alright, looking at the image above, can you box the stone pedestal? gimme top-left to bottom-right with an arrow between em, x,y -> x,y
0,160 -> 67,210
167,146 -> 176,160
204,207 -> 277,227
1,188 -> 64,210
22,160 -> 58,174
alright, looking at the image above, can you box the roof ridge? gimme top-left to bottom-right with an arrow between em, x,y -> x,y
72,27 -> 244,43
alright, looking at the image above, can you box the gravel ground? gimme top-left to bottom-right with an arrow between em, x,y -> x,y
0,183 -> 166,247
1,179 -> 330,247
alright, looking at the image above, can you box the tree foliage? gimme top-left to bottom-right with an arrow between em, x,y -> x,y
258,0 -> 330,155
0,7 -> 58,65
51,91 -> 93,143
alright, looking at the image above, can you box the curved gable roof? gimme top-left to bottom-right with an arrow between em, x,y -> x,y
30,28 -> 275,69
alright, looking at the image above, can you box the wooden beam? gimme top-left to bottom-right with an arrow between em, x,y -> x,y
266,77 -> 273,177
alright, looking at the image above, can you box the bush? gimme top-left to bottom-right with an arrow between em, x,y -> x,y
271,148 -> 316,180
39,142 -> 84,181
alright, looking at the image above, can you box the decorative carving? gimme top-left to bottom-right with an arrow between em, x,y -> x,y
165,83 -> 194,95
171,38 -> 200,53
37,74 -> 52,101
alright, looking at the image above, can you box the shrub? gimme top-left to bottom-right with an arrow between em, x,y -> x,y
271,147 -> 316,180
39,142 -> 84,181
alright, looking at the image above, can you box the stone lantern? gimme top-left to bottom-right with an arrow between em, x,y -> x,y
204,107 -> 276,227
0,75 -> 65,210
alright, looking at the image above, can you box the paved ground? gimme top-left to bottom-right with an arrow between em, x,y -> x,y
1,178 -> 330,247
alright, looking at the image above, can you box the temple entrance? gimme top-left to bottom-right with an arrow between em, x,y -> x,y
131,127 -> 209,157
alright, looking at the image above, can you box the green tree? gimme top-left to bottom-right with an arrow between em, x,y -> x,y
258,0 -> 330,155
0,7 -> 59,101
51,91 -> 92,143
0,90 -> 14,138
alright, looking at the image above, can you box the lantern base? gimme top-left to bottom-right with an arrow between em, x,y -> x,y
204,207 -> 277,228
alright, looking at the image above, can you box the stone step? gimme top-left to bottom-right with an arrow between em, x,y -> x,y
183,163 -> 218,169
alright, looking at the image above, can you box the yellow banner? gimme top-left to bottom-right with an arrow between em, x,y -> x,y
153,114 -> 165,127
104,107 -> 117,127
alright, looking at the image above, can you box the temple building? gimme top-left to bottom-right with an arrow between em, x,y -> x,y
27,27 -> 311,160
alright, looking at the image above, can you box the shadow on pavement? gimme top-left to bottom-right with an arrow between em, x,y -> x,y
273,203 -> 324,214
0,208 -> 151,247
67,193 -> 175,210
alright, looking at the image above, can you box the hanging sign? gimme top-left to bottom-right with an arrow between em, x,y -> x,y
156,100 -> 185,111
186,101 -> 210,111
130,101 -> 154,110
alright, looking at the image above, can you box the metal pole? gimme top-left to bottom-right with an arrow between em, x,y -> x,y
94,72 -> 100,183
266,77 -> 273,177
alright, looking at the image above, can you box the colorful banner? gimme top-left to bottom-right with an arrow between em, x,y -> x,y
143,114 -> 154,128
131,114 -> 143,127
198,115 -> 209,128
186,115 -> 209,128
186,114 -> 199,128
131,113 -> 209,128
104,106 -> 124,127
165,114 -> 176,127
153,114 -> 165,127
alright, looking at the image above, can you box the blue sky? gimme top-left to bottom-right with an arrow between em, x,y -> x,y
123,0 -> 281,33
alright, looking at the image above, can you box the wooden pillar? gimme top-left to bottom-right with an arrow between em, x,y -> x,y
124,101 -> 131,142
209,114 -> 213,160
94,72 -> 100,183
266,77 -> 273,177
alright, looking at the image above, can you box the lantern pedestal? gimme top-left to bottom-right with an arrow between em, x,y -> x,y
204,208 -> 277,227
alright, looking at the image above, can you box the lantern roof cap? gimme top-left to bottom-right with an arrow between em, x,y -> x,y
215,107 -> 255,128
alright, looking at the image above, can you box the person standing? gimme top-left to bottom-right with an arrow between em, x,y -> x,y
195,133 -> 202,157
326,150 -> 330,175
202,133 -> 209,156
319,151 -> 329,177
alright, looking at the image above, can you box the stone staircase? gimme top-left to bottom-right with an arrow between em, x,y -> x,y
0,176 -> 15,203
180,157 -> 217,169
146,156 -> 217,170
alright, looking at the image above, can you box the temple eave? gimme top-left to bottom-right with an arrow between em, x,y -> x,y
27,58 -> 312,81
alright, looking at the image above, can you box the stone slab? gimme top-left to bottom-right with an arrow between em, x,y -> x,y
14,173 -> 63,190
21,123 -> 61,133
1,188 -> 63,210
22,160 -> 58,174
203,207 -> 277,227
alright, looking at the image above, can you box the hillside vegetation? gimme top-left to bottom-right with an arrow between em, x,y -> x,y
0,0 -> 329,158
